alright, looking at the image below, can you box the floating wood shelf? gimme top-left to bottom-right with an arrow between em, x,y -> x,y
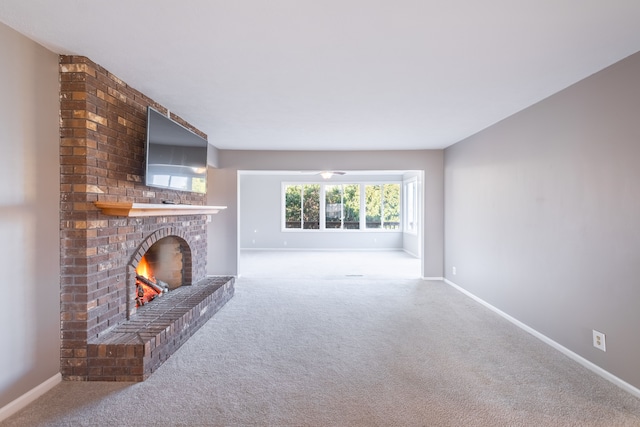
94,202 -> 227,217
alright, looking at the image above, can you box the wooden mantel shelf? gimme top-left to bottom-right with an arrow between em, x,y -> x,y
94,202 -> 227,217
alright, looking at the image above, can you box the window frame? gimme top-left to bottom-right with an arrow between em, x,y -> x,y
403,177 -> 419,236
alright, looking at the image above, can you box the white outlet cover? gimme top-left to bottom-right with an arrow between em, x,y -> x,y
593,330 -> 606,352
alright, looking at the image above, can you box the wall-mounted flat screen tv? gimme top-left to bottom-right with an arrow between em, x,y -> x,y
145,107 -> 208,194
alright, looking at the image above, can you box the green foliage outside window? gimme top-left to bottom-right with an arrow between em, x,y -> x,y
365,184 -> 400,229
325,185 -> 342,229
383,184 -> 400,229
365,185 -> 382,228
285,185 -> 302,228
343,184 -> 360,229
285,182 -> 399,230
302,184 -> 320,229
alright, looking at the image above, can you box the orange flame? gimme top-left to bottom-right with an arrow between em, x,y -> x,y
136,255 -> 158,307
136,255 -> 153,281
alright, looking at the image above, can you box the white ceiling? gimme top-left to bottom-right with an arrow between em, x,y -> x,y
1,1 -> 640,151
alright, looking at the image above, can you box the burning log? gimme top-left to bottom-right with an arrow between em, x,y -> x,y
136,274 -> 167,295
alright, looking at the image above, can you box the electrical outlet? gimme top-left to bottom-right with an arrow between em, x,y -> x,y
593,330 -> 606,352
452,266 -> 457,275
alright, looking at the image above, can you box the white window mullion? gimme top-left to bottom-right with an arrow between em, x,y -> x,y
300,186 -> 305,229
380,185 -> 385,229
359,183 -> 366,229
319,184 -> 326,230
340,185 -> 344,229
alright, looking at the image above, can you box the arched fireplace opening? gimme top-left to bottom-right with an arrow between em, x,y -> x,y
127,230 -> 193,318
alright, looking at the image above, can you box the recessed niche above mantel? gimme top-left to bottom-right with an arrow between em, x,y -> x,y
94,202 -> 227,217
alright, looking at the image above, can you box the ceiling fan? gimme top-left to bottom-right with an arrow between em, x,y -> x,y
318,171 -> 346,179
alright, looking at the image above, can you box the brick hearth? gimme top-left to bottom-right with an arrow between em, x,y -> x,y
59,55 -> 232,381
87,276 -> 234,381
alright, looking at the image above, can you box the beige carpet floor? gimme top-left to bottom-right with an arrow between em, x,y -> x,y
3,251 -> 640,426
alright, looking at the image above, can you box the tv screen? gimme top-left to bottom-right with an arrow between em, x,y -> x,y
145,107 -> 208,194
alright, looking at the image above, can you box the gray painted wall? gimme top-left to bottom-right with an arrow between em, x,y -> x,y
444,52 -> 640,389
0,23 -> 60,409
207,144 -> 219,168
239,173 -> 404,250
207,167 -> 239,276
207,150 -> 444,277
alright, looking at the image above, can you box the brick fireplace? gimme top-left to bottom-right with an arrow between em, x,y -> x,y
59,55 -> 233,381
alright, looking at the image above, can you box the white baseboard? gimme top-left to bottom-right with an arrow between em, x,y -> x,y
422,276 -> 444,281
0,373 -> 62,422
402,248 -> 420,258
443,278 -> 640,399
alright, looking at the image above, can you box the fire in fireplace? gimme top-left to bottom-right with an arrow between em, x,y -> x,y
133,236 -> 186,308
135,255 -> 168,306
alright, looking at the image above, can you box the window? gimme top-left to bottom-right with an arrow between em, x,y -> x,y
325,185 -> 342,229
365,184 -> 382,229
365,184 -> 400,229
283,182 -> 399,231
343,184 -> 361,229
403,178 -> 418,234
284,185 -> 302,228
302,184 -> 320,229
325,184 -> 361,229
284,184 -> 320,229
383,183 -> 401,230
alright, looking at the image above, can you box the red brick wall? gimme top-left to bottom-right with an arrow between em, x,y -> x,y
59,55 -> 209,380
